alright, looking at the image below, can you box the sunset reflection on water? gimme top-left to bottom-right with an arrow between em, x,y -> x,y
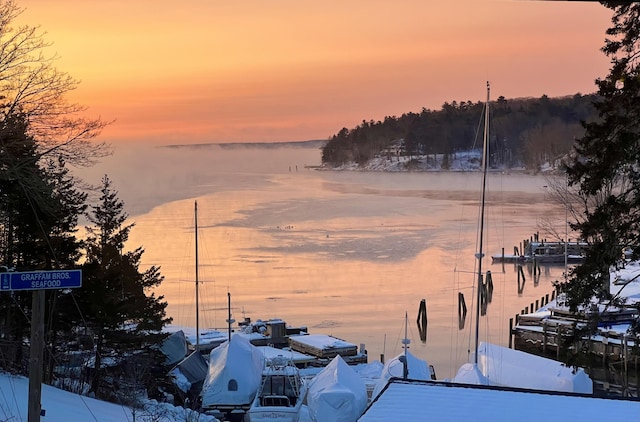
85,144 -> 569,379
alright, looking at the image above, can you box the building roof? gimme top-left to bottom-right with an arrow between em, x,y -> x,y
358,378 -> 640,422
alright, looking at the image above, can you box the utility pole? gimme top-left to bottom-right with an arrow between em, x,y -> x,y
28,290 -> 45,422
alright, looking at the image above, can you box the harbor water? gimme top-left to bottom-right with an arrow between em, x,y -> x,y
74,142 -> 569,379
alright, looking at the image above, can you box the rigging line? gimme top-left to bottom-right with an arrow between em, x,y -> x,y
0,374 -> 21,421
449,95 -> 489,374
10,293 -> 31,325
197,220 -> 218,331
466,98 -> 489,362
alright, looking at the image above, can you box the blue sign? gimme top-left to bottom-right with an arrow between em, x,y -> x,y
0,270 -> 82,291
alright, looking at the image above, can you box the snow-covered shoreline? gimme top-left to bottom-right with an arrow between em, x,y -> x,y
323,150 -> 553,173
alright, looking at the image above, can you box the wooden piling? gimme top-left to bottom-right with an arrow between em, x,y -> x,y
508,318 -> 513,348
556,325 -> 561,360
417,299 -> 427,343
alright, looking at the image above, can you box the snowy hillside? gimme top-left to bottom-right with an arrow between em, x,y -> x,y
329,150 -> 485,172
0,373 -> 217,422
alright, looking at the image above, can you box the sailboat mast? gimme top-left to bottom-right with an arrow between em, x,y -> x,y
402,311 -> 410,379
227,292 -> 233,341
195,200 -> 200,350
474,81 -> 490,365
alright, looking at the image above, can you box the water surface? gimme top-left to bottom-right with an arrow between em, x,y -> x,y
75,143 -> 568,379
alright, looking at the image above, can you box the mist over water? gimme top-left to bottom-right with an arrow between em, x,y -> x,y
74,142 -> 569,379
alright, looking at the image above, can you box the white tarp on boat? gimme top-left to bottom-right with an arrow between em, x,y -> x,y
306,355 -> 367,422
453,342 -> 593,394
371,350 -> 432,399
200,335 -> 264,408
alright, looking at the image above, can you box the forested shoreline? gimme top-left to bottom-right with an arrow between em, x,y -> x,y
322,93 -> 598,172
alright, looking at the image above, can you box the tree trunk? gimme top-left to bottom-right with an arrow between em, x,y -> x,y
91,331 -> 103,396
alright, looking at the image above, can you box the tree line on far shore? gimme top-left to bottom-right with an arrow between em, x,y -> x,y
321,93 -> 598,172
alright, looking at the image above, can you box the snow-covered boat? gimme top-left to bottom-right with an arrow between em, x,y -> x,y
245,354 -> 307,422
371,348 -> 434,400
306,355 -> 367,422
200,335 -> 264,419
452,341 -> 592,393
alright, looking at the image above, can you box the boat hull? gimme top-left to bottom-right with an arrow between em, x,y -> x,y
245,405 -> 301,422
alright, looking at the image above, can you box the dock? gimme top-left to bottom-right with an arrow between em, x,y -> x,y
510,290 -> 639,397
492,233 -> 588,264
236,318 -> 368,367
288,333 -> 368,366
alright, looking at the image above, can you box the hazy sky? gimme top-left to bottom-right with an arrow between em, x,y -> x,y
18,0 -> 612,144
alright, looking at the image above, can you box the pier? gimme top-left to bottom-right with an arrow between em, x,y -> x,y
509,290 -> 640,397
492,233 -> 588,265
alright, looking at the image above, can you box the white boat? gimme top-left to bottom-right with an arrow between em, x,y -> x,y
200,335 -> 264,419
453,82 -> 593,394
371,348 -> 434,399
453,341 -> 592,393
306,355 -> 367,422
245,355 -> 307,422
371,312 -> 435,400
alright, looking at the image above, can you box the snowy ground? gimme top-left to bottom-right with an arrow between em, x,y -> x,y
0,360 -> 384,422
0,373 -> 217,422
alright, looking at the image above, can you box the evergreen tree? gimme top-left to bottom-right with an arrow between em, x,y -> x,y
77,175 -> 171,398
563,3 -> 640,334
40,156 -> 88,382
0,113 -> 86,372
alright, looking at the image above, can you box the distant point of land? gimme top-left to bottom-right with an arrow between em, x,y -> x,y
161,140 -> 327,150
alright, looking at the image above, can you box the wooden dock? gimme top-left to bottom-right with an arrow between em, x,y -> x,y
511,300 -> 640,397
288,333 -> 368,366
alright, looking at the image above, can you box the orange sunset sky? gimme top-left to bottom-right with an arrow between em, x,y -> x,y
18,0 -> 612,145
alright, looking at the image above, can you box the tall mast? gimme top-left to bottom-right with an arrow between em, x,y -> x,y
402,311 -> 410,379
474,81 -> 490,365
195,200 -> 200,350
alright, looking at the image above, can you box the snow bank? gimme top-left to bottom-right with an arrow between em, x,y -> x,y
0,373 -> 217,422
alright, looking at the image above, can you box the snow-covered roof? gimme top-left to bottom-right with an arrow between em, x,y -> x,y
290,333 -> 355,350
359,379 -> 640,422
258,345 -> 316,365
610,260 -> 640,304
